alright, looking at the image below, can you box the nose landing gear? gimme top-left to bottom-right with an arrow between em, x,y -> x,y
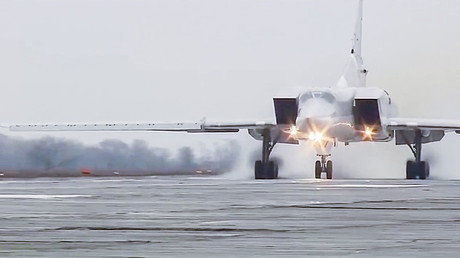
315,155 -> 332,179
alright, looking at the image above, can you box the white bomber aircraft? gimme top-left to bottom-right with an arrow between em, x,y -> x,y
10,0 -> 460,180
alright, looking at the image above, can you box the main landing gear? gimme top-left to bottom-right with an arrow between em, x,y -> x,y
315,155 -> 332,179
254,129 -> 279,179
406,130 -> 430,179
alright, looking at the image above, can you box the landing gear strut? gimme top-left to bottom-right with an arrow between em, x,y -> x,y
254,128 -> 279,179
406,130 -> 430,179
315,155 -> 332,179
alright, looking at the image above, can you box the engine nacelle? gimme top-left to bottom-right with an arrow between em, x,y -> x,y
273,98 -> 298,125
352,88 -> 393,142
353,98 -> 381,130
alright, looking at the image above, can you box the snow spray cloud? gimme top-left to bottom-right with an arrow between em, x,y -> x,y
272,134 -> 460,180
237,136 -> 458,180
0,134 -> 240,175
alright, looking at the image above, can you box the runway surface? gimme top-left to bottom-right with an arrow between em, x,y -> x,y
0,175 -> 460,257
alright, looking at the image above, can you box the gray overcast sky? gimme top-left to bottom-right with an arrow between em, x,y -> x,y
1,0 -> 460,178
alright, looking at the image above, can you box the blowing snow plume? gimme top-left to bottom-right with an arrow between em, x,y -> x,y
0,134 -> 240,178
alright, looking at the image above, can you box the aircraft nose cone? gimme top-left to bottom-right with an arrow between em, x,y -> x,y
296,98 -> 335,132
298,98 -> 335,118
296,117 -> 332,134
329,123 -> 354,141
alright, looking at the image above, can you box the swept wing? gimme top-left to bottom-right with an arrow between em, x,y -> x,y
9,121 -> 275,133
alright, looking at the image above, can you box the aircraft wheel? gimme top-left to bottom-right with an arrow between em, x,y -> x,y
267,161 -> 278,179
254,160 -> 263,179
326,160 -> 333,179
406,161 -> 416,179
406,161 -> 429,179
254,160 -> 278,179
425,162 -> 430,178
272,161 -> 279,179
419,161 -> 429,180
315,161 -> 321,179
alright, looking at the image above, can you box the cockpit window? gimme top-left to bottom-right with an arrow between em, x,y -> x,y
299,91 -> 335,103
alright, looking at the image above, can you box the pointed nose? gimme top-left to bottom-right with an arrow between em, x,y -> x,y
296,117 -> 333,135
296,98 -> 335,133
298,98 -> 335,119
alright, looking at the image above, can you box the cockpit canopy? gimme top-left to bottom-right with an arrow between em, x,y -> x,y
298,90 -> 336,104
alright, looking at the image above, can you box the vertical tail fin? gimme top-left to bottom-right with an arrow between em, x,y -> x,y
351,0 -> 363,59
335,0 -> 367,88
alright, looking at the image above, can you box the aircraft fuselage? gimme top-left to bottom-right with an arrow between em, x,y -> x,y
294,87 -> 394,154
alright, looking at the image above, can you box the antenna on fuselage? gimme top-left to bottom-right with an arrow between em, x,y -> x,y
335,0 -> 367,88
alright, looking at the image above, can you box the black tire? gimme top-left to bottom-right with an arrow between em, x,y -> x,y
255,160 -> 263,179
255,160 -> 278,179
267,161 -> 278,179
425,162 -> 430,178
273,162 -> 279,179
315,160 -> 321,179
326,160 -> 333,179
406,161 -> 416,179
406,161 -> 414,179
406,161 -> 429,180
419,161 -> 429,180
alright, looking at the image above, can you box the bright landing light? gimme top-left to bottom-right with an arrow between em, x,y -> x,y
365,127 -> 373,136
290,125 -> 298,137
309,132 -> 323,142
364,126 -> 374,140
